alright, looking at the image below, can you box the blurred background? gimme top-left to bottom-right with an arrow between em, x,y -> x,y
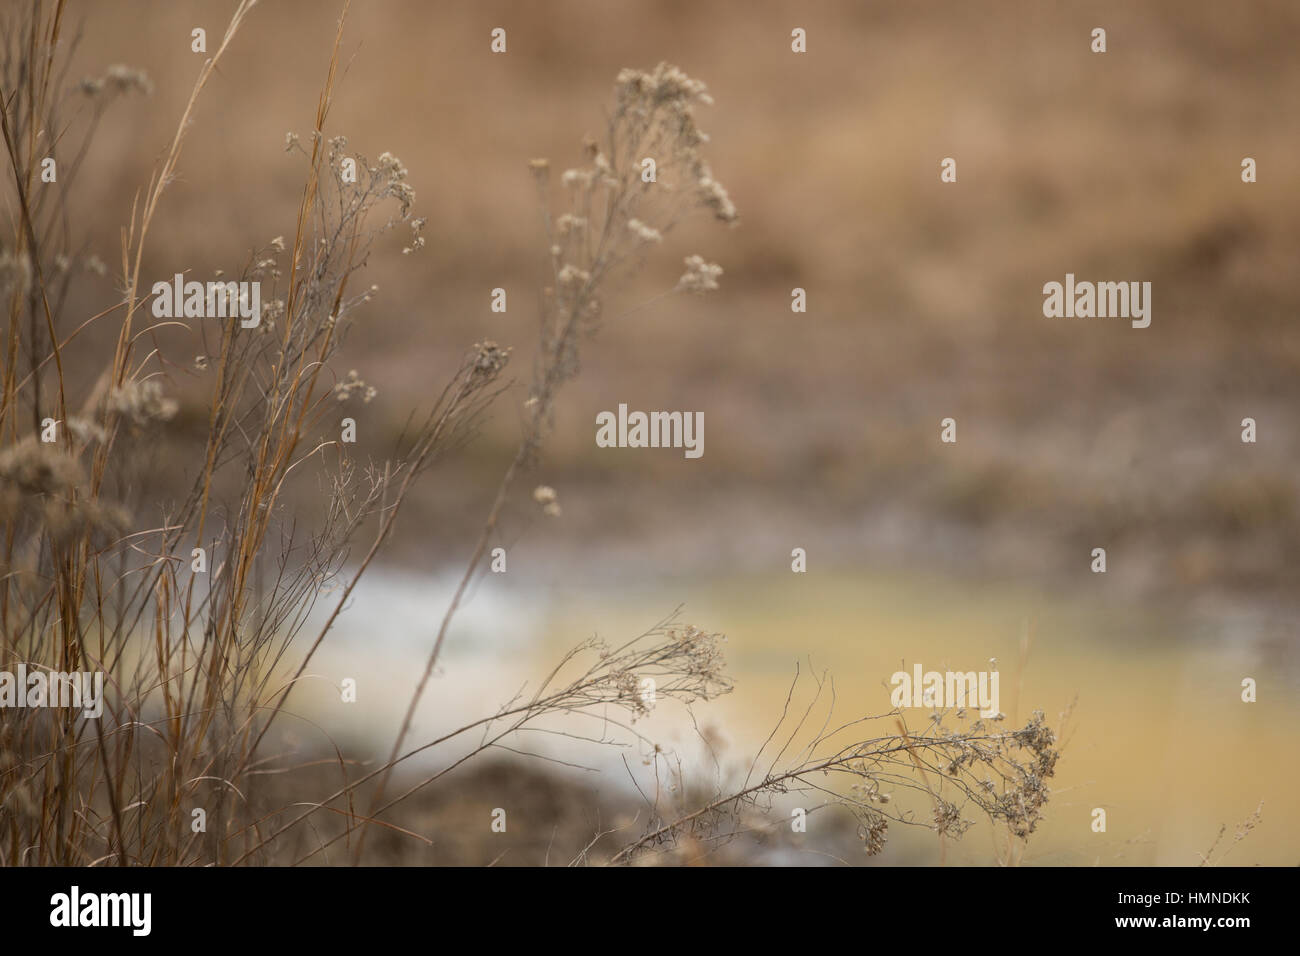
49,0 -> 1300,863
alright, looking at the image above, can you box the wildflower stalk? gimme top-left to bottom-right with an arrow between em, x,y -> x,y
358,64 -> 740,857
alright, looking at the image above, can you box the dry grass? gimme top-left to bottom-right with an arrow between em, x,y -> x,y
0,0 -> 1066,866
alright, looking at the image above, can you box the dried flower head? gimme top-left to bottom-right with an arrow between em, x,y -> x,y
860,813 -> 889,855
102,64 -> 153,96
470,341 -> 510,380
108,380 -> 178,428
0,441 -> 81,496
403,218 -> 426,255
334,369 -> 377,403
675,255 -> 723,294
627,219 -> 662,244
66,417 -> 108,445
0,252 -> 32,300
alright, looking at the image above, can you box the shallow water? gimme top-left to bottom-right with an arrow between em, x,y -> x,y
299,564 -> 1299,865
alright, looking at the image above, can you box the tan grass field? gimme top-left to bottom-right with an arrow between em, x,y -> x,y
1,0 -> 1296,866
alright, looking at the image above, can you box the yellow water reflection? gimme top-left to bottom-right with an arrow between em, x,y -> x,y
538,570 -> 1296,865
